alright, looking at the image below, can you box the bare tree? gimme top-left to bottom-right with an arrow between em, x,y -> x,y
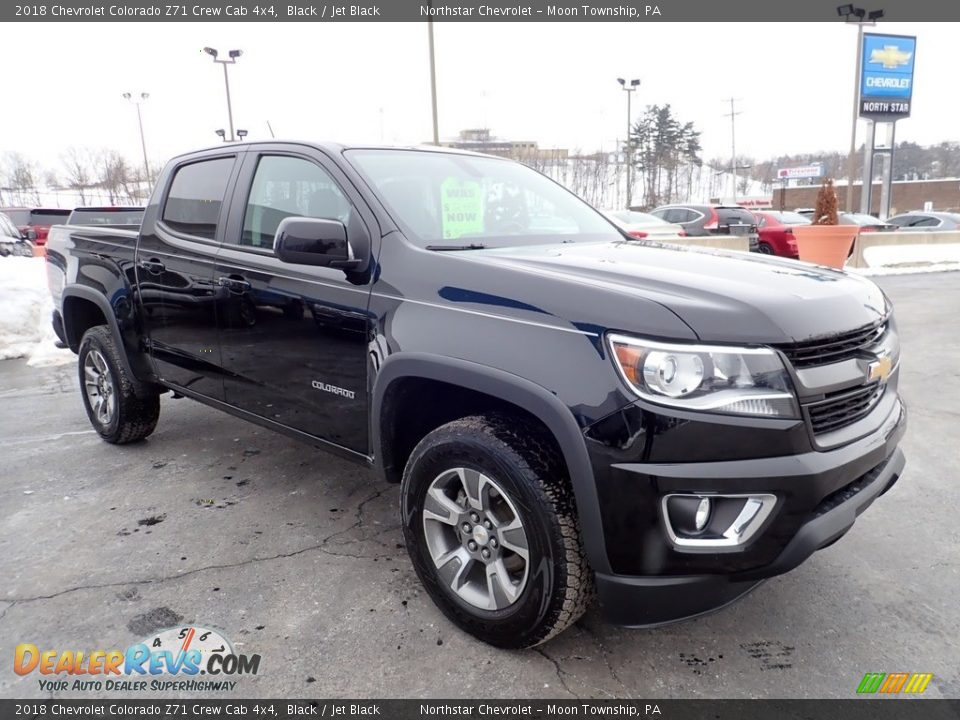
1,152 -> 42,206
92,148 -> 134,205
61,147 -> 93,204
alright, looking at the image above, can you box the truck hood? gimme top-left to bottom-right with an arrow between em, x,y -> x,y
466,241 -> 889,343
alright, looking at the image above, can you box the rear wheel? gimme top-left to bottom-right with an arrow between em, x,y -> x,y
758,241 -> 775,255
401,413 -> 592,648
78,326 -> 160,444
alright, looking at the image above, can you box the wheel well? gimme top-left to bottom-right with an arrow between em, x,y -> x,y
63,296 -> 108,351
378,377 -> 566,484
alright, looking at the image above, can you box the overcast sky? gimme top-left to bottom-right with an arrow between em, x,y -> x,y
0,22 -> 952,174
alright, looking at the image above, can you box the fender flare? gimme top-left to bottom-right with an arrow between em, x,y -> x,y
372,352 -> 611,574
62,286 -> 141,386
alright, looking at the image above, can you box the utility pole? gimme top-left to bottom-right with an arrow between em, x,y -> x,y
427,2 -> 440,145
122,93 -> 150,182
723,97 -> 742,202
617,78 -> 640,209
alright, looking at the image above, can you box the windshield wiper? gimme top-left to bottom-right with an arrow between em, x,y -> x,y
425,243 -> 488,251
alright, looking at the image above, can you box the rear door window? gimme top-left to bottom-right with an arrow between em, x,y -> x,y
161,157 -> 235,240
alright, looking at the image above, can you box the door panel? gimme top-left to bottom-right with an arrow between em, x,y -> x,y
215,152 -> 373,453
136,154 -> 239,399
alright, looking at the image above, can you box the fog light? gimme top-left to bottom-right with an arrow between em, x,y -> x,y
695,497 -> 711,531
662,493 -> 778,550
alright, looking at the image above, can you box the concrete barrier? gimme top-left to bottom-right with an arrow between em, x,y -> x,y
848,230 -> 960,270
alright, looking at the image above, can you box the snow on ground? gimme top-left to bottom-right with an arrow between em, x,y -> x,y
0,257 -> 74,367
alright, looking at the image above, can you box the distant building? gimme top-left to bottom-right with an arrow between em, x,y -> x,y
779,178 -> 960,215
440,128 -> 568,163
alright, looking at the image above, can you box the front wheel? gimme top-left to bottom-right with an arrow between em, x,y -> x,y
400,414 -> 592,648
78,326 -> 160,444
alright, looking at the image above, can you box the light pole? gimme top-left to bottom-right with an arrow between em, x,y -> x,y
617,78 -> 640,209
427,3 -> 440,145
203,47 -> 242,142
122,92 -> 150,182
838,5 -> 884,212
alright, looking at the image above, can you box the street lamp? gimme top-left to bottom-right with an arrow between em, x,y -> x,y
203,46 -> 242,142
617,77 -> 640,209
215,129 -> 226,141
122,92 -> 150,184
236,129 -> 248,140
838,4 -> 884,212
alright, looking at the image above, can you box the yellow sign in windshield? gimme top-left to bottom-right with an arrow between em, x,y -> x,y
441,178 -> 484,239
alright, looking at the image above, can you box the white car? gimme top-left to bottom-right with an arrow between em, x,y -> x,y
0,212 -> 35,257
602,209 -> 687,240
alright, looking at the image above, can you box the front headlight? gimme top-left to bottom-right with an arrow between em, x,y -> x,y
608,334 -> 799,418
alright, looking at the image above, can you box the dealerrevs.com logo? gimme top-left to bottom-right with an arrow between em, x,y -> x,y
14,625 -> 260,693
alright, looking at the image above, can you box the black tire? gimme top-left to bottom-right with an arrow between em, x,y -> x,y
78,326 -> 160,444
401,413 -> 592,648
758,241 -> 775,255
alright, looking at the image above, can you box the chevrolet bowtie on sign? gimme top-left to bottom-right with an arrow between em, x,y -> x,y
860,33 -> 917,119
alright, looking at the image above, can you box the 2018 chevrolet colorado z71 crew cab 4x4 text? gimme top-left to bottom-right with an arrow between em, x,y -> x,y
46,142 -> 906,648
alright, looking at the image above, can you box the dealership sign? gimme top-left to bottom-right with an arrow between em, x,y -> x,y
777,164 -> 824,180
860,33 -> 916,118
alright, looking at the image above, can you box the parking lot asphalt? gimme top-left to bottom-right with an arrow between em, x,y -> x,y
1,272 -> 958,701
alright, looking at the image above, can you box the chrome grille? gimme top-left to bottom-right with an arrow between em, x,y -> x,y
807,383 -> 885,435
778,320 -> 887,368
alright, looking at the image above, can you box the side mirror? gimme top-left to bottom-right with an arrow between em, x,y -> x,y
273,217 -> 360,269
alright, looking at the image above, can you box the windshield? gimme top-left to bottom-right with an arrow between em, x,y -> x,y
346,149 -> 619,248
843,213 -> 883,225
31,210 -> 71,226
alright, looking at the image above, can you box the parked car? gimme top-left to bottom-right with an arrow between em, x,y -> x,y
0,207 -> 71,246
752,210 -> 811,258
602,210 -> 686,240
0,211 -> 36,257
796,209 -> 893,232
650,203 -> 760,251
47,141 -> 905,648
886,211 -> 960,231
839,212 -> 894,233
67,206 -> 145,227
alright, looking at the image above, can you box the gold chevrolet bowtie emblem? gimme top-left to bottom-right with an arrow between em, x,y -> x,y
868,355 -> 893,383
869,45 -> 912,70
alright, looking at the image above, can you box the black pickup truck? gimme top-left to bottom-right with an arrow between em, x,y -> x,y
45,142 -> 906,648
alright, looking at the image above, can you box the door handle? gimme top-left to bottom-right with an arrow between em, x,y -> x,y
139,259 -> 166,274
218,276 -> 251,292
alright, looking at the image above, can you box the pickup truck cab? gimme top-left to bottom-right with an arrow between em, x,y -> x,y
46,142 -> 906,648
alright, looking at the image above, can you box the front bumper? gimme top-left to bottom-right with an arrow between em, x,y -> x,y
591,398 -> 906,627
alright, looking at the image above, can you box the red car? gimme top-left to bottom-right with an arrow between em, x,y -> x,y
0,207 -> 71,246
753,210 -> 810,259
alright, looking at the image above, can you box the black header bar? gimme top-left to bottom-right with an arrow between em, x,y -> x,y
4,0 -> 959,22
2,699 -> 960,720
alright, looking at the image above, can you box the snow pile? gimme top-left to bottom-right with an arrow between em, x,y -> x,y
852,242 -> 960,276
0,257 -> 74,366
